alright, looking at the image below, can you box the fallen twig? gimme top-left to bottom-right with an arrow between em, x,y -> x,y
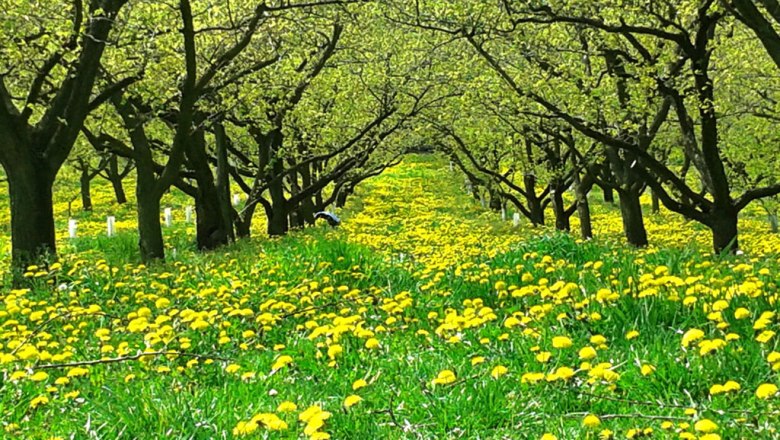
35,351 -> 230,370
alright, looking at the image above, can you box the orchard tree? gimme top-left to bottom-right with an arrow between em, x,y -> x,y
396,0 -> 780,252
0,0 -> 134,270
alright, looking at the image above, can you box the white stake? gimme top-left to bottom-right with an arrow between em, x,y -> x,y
232,194 -> 241,206
501,207 -> 507,221
185,206 -> 193,223
107,216 -> 116,237
68,219 -> 77,239
513,213 -> 521,227
164,208 -> 172,227
449,160 -> 454,172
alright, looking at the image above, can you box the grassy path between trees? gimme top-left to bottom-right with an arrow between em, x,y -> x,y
1,154 -> 779,439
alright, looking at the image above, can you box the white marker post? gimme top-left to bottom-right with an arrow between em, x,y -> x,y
68,219 -> 77,239
449,160 -> 454,172
513,213 -> 521,227
185,206 -> 193,223
501,207 -> 507,221
232,194 -> 241,206
164,208 -> 172,227
107,216 -> 116,237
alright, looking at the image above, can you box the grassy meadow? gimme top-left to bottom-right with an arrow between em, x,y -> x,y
0,154 -> 779,439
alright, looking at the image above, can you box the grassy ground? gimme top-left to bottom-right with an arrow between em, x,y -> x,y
1,154 -> 779,439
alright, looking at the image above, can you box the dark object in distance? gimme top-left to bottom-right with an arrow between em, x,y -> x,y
315,211 -> 341,227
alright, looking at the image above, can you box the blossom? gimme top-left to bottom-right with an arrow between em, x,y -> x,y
552,336 -> 573,349
29,395 -> 49,409
352,379 -> 368,391
344,394 -> 363,408
271,355 -> 293,371
694,419 -> 718,433
490,365 -> 508,379
30,371 -> 49,382
277,401 -> 298,412
579,346 -> 597,360
583,414 -> 601,428
681,328 -> 705,347
432,369 -> 457,385
756,383 -> 778,399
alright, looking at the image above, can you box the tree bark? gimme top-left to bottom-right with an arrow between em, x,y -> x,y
268,207 -> 289,236
136,186 -> 165,262
80,168 -> 93,212
524,174 -> 545,226
618,188 -> 648,247
651,189 -> 661,214
214,123 -> 235,243
336,184 -> 353,208
297,162 -> 317,226
266,130 -> 289,236
574,173 -> 593,239
710,205 -> 739,254
489,189 -> 503,212
106,155 -> 128,204
7,167 -> 57,269
602,185 -> 615,204
187,129 -> 231,250
551,188 -> 570,232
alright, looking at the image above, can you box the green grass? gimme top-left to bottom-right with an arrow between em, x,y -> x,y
1,154 -> 779,439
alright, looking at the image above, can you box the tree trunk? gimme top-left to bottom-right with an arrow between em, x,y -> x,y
7,168 -> 57,270
769,211 -> 779,234
618,188 -> 648,247
188,129 -> 231,250
214,123 -> 235,243
108,155 -> 128,204
602,185 -> 615,204
136,188 -> 165,262
235,202 -> 256,239
313,161 -> 324,209
287,167 -> 304,229
710,206 -> 739,254
265,129 -> 289,237
574,174 -> 593,240
298,163 -> 316,226
111,176 -> 127,204
524,174 -> 545,226
336,185 -> 352,208
551,188 -> 570,232
651,189 -> 661,214
268,207 -> 289,236
489,189 -> 502,212
80,169 -> 93,212
298,198 -> 316,226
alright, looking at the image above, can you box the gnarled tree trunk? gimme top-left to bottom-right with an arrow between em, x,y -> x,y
7,165 -> 57,269
617,187 -> 648,247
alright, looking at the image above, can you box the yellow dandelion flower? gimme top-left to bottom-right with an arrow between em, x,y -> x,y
756,383 -> 778,399
432,369 -> 457,386
583,414 -> 601,428
352,379 -> 368,391
490,365 -> 508,379
344,394 -> 363,408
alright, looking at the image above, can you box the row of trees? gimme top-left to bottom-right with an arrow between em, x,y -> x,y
384,0 -> 780,252
2,0 -> 780,276
0,0 -> 450,272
